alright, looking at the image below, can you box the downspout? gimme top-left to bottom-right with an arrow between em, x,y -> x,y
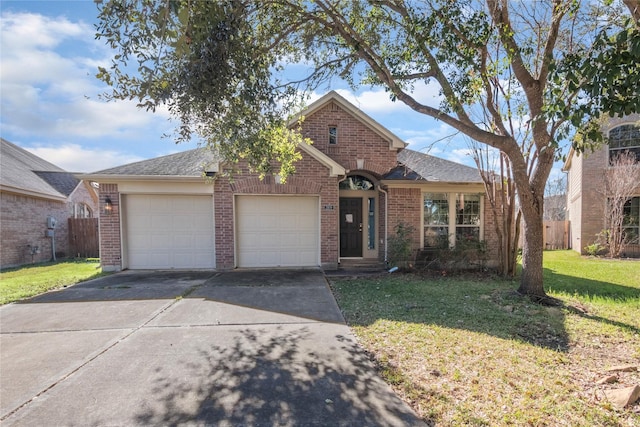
377,184 -> 389,265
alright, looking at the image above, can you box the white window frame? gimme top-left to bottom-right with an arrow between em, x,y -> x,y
423,192 -> 484,248
609,124 -> 640,163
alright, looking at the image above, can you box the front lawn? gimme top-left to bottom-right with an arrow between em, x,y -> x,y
330,251 -> 640,426
0,259 -> 104,304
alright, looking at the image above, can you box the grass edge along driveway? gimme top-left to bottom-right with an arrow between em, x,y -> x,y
0,259 -> 104,305
330,251 -> 640,426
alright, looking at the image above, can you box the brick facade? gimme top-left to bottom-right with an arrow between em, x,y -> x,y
301,101 -> 399,174
95,92 -> 501,271
214,156 -> 340,269
98,183 -> 122,271
387,187 -> 423,252
0,182 -> 98,268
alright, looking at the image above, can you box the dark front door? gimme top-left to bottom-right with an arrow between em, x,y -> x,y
340,197 -> 363,257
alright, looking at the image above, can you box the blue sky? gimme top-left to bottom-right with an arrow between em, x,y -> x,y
0,1 -> 565,182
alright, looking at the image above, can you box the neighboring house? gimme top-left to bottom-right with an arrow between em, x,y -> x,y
83,91 -> 498,271
563,114 -> 640,256
0,139 -> 99,268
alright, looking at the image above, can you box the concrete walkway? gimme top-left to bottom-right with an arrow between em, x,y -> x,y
0,270 -> 425,426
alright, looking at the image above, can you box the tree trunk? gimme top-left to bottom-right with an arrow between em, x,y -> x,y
517,205 -> 547,298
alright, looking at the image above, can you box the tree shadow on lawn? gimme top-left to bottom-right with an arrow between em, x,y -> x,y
132,326 -> 429,426
331,269 -> 640,353
543,267 -> 640,335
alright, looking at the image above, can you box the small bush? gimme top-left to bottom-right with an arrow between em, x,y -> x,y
388,222 -> 416,269
416,235 -> 488,272
584,230 -> 610,256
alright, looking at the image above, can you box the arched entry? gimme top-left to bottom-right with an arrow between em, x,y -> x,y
339,175 -> 378,259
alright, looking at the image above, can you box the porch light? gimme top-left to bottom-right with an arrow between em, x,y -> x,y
104,197 -> 113,215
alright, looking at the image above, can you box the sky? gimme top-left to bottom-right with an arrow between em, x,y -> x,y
0,1 -> 565,182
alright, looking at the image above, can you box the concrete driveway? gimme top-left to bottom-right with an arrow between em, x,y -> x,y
1,270 -> 425,426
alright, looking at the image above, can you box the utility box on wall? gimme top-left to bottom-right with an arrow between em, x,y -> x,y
47,216 -> 57,229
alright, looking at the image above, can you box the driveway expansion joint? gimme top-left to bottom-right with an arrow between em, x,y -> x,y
1,298 -> 179,422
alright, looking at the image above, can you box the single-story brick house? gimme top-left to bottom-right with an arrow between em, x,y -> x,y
83,91 -> 498,271
0,138 -> 99,268
563,114 -> 640,256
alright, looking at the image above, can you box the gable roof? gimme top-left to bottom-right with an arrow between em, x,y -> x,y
290,91 -> 406,151
82,147 -> 219,181
0,138 -> 79,201
384,149 -> 482,183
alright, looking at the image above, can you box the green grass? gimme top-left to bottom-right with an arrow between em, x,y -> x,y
330,251 -> 640,426
0,259 -> 104,304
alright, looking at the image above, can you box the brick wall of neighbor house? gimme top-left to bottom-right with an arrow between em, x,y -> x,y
0,192 -> 70,268
214,153 -> 340,269
98,184 -> 122,271
566,152 -> 584,252
301,102 -> 399,174
69,181 -> 99,219
579,148 -> 609,252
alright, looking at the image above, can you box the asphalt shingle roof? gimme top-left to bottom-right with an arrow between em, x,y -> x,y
384,149 -> 482,183
91,148 -> 218,176
1,138 -> 79,198
33,171 -> 81,197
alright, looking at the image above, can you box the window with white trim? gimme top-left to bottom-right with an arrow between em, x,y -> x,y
623,197 -> 640,244
423,192 -> 483,248
329,126 -> 338,145
609,124 -> 640,163
423,193 -> 449,248
74,203 -> 92,218
455,193 -> 481,242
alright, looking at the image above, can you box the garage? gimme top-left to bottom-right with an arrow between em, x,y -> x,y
236,195 -> 319,267
122,194 -> 215,269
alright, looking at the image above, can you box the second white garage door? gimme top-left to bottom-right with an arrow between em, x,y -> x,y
123,194 -> 215,269
236,196 -> 319,267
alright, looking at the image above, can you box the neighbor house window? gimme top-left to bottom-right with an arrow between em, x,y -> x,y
623,197 -> 640,244
424,193 -> 449,248
329,126 -> 338,145
74,203 -> 92,218
456,194 -> 481,241
609,124 -> 640,163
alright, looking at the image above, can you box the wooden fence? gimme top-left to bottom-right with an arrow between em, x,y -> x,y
68,218 -> 99,258
543,220 -> 569,250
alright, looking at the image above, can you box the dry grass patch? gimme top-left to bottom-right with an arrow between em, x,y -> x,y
330,251 -> 639,426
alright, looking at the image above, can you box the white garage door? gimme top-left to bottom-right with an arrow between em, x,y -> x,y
123,194 -> 215,269
236,196 -> 319,267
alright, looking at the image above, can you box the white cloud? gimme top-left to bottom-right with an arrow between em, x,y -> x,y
0,12 -> 87,48
0,10 -> 171,148
24,144 -> 146,173
445,148 -> 476,167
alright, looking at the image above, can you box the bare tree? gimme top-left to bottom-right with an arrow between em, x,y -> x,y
471,144 -> 521,277
544,176 -> 567,221
602,151 -> 639,257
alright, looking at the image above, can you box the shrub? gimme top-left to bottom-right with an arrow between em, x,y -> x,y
388,222 -> 416,269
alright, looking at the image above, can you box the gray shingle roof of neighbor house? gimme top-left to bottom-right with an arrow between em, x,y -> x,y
33,171 -> 81,197
384,148 -> 482,183
88,147 -> 219,177
0,138 -> 80,200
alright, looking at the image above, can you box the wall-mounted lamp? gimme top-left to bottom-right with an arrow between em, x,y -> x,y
104,197 -> 113,215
